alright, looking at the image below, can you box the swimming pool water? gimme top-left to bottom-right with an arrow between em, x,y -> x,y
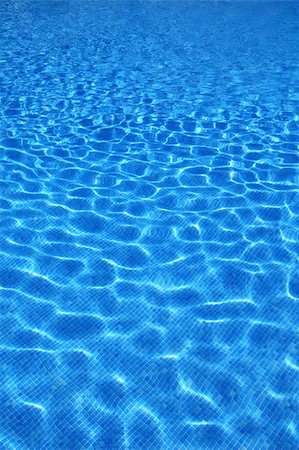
0,0 -> 298,448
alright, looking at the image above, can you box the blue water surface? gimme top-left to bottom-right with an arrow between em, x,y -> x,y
0,0 -> 298,448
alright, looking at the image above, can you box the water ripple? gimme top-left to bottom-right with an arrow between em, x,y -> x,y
0,0 -> 298,449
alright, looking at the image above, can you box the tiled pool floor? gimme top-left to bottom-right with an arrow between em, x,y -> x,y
0,1 -> 298,449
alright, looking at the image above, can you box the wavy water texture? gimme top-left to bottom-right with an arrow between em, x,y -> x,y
0,0 -> 298,449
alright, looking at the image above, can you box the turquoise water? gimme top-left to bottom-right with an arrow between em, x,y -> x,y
0,0 -> 298,448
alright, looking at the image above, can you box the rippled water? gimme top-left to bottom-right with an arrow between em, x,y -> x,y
0,0 -> 298,448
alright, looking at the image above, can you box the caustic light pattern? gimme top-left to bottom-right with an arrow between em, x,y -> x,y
0,1 -> 298,449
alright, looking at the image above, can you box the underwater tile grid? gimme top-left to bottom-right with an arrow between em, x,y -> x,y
0,0 -> 298,449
